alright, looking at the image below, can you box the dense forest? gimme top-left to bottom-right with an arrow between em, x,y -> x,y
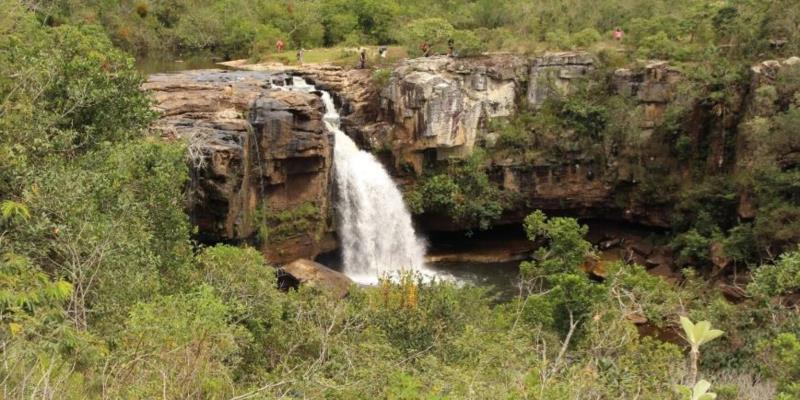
25,0 -> 800,59
2,0 -> 800,398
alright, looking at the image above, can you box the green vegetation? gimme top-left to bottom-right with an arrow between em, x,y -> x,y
406,149 -> 507,230
256,201 -> 324,244
490,76 -> 625,165
3,0 -> 800,398
25,0 -> 800,63
680,316 -> 725,385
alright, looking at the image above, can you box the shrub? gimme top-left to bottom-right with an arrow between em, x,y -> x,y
134,2 -> 149,18
371,68 -> 392,90
407,150 -> 504,230
748,248 -> 800,298
401,17 -> 455,56
104,287 -> 243,398
572,28 -> 601,48
759,333 -> 800,398
450,29 -> 485,56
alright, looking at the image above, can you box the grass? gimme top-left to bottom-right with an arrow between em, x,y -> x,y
256,45 -> 407,68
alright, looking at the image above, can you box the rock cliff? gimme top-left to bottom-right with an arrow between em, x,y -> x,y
370,55 -> 527,172
144,69 -> 336,263
143,53 -> 798,261
352,53 -> 685,229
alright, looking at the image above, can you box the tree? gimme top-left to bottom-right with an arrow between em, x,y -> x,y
401,17 -> 455,56
519,211 -> 602,341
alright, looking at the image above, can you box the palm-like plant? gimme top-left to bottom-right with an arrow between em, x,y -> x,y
1,200 -> 30,224
676,379 -> 717,400
680,316 -> 724,385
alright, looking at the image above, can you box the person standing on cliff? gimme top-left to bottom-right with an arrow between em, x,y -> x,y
421,41 -> 431,57
359,48 -> 367,69
613,27 -> 624,41
276,39 -> 285,52
447,39 -> 455,57
297,48 -> 305,64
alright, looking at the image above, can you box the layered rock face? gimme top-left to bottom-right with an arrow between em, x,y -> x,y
144,70 -> 335,263
352,55 -> 524,173
361,53 -> 684,229
527,52 -> 596,108
734,56 -> 800,219
613,61 -> 682,133
143,53 -> 798,262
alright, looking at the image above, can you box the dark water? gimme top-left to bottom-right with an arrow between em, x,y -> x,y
316,249 -> 521,300
135,53 -> 235,75
427,260 -> 521,299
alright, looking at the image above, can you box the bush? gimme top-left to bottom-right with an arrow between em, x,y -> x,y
135,2 -> 149,18
104,287 -> 243,398
572,28 -> 601,48
371,68 -> 392,90
407,150 -> 505,230
450,29 -> 485,56
759,333 -> 800,398
748,248 -> 800,298
401,17 -> 455,56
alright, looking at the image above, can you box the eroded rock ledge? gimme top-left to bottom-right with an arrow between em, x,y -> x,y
144,69 -> 335,263
144,53 -> 799,262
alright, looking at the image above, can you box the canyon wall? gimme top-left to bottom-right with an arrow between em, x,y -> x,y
144,54 -> 799,261
144,70 -> 336,263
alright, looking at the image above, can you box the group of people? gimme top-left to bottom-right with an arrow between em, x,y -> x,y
276,40 -> 308,64
275,40 -> 380,69
273,27 -> 624,68
419,38 -> 456,58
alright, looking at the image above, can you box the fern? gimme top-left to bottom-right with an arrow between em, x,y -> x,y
1,200 -> 30,223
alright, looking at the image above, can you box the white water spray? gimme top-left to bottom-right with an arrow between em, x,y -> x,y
289,77 -> 430,284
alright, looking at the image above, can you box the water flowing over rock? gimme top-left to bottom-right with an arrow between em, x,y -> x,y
290,77 -> 428,284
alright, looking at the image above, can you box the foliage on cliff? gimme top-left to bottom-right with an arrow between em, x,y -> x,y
406,149 -> 506,231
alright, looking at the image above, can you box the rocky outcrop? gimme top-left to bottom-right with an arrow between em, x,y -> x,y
734,56 -> 800,219
143,53 -> 798,267
613,61 -> 682,133
281,259 -> 353,298
144,69 -> 336,263
367,53 -> 679,229
528,52 -> 596,109
375,55 -> 528,172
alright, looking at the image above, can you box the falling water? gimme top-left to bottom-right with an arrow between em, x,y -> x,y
289,77 -> 429,284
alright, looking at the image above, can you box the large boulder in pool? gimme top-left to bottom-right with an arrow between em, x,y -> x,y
281,259 -> 352,298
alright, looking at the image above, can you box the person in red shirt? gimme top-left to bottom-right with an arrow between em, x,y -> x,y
276,39 -> 285,52
613,27 -> 624,41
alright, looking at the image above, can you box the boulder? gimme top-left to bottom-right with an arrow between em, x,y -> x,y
281,259 -> 353,298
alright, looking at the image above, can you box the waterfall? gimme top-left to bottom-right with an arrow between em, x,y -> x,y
289,77 -> 429,284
